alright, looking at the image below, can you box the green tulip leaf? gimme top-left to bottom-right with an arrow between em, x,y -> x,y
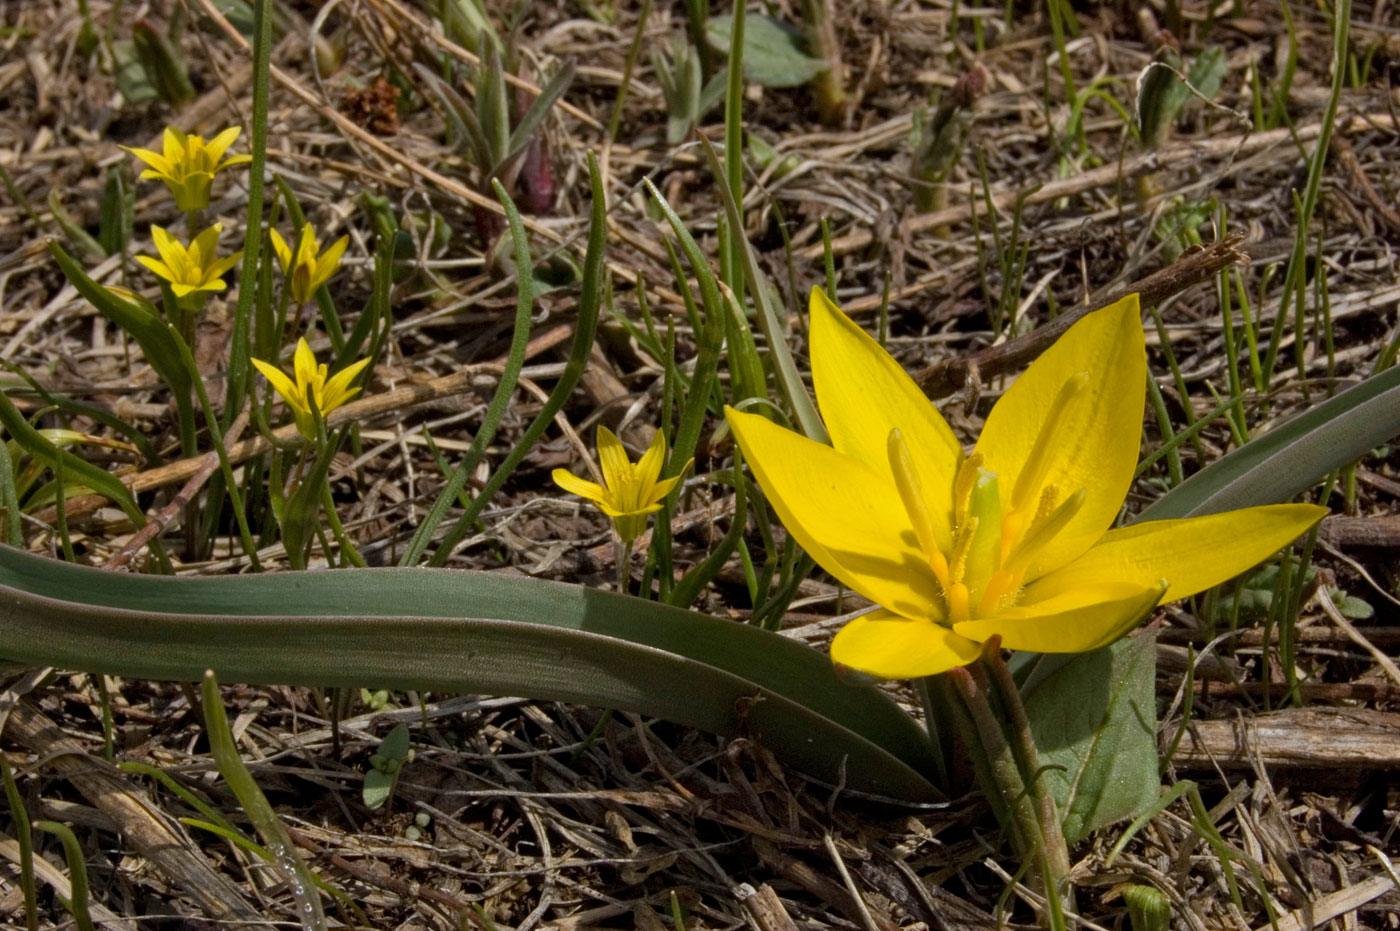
1019,632 -> 1159,843
1140,361 -> 1400,521
0,546 -> 942,801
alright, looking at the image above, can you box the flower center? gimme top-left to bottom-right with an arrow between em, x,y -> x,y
887,373 -> 1091,624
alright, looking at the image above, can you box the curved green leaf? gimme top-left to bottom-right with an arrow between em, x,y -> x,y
1139,362 -> 1400,520
0,546 -> 941,801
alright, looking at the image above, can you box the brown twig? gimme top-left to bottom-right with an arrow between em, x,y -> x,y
913,234 -> 1249,398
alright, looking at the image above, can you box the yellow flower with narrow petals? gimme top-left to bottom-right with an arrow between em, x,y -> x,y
122,126 -> 252,211
725,289 -> 1327,680
553,427 -> 691,543
252,338 -> 371,442
135,224 -> 242,298
269,222 -> 350,305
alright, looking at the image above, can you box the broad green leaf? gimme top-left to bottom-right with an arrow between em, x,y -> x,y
1019,632 -> 1159,843
362,771 -> 394,811
1139,361 -> 1400,521
0,546 -> 942,801
706,14 -> 826,88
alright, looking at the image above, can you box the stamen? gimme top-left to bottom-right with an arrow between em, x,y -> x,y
887,429 -> 942,560
1012,372 -> 1089,511
1034,484 -> 1061,523
953,453 -> 985,525
948,517 -> 977,584
961,469 -> 1003,608
978,569 -> 1015,616
946,581 -> 970,624
928,549 -> 951,589
1003,488 -> 1087,581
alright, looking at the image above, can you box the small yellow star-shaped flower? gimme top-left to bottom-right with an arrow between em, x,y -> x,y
122,126 -> 252,212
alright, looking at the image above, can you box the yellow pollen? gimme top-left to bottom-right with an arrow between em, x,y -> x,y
953,453 -> 984,525
1034,483 -> 1061,523
948,516 -> 977,584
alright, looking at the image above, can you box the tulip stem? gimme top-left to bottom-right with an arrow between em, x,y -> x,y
951,656 -> 1072,931
616,539 -> 632,596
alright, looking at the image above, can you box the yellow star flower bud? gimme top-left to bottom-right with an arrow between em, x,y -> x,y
269,223 -> 349,305
134,224 -> 242,298
553,427 -> 691,543
251,337 -> 371,442
122,126 -> 252,212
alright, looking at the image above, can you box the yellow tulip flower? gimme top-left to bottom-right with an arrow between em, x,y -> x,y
269,222 -> 350,305
252,338 -> 371,442
122,126 -> 252,211
726,289 -> 1327,680
135,224 -> 242,298
553,427 -> 690,543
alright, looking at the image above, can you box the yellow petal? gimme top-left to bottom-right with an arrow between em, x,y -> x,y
646,460 -> 691,507
149,226 -> 184,273
727,406 -> 943,620
974,293 -> 1145,578
831,609 -> 982,680
268,229 -> 292,272
321,357 -> 372,412
133,254 -> 173,282
634,430 -> 667,492
293,338 -> 318,393
295,223 -> 320,269
161,127 -> 185,163
809,288 -> 963,552
1024,503 -> 1328,605
204,126 -> 241,163
251,358 -> 301,409
121,146 -> 171,175
314,236 -> 349,288
189,224 -> 224,267
205,252 -> 243,284
552,469 -> 611,507
954,581 -> 1165,654
596,426 -> 631,492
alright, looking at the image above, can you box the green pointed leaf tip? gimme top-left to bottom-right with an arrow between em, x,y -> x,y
0,546 -> 941,801
706,14 -> 826,88
1020,633 -> 1159,843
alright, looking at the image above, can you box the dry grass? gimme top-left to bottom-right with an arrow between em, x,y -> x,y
1,0 -> 1400,927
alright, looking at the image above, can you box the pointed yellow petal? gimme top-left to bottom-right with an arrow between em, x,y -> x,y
189,224 -> 223,266
149,226 -> 183,271
204,126 -> 241,163
634,430 -> 667,492
295,223 -> 319,268
954,581 -> 1165,654
321,357 -> 372,412
134,254 -> 173,282
251,358 -> 302,409
313,235 -> 349,288
974,293 -> 1145,578
268,229 -> 292,272
596,426 -> 631,491
121,146 -> 171,175
293,338 -> 318,391
809,288 -> 963,552
645,459 -> 691,506
1024,503 -> 1327,605
204,252 -> 243,284
552,469 -> 611,507
170,282 -> 199,297
218,153 -> 254,170
161,127 -> 185,162
831,609 -> 982,680
727,406 -> 943,620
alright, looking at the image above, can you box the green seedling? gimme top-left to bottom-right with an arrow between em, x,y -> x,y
364,723 -> 413,811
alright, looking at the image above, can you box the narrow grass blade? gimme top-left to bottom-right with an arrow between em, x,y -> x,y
33,821 -> 94,931
697,135 -> 825,440
202,671 -> 327,930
